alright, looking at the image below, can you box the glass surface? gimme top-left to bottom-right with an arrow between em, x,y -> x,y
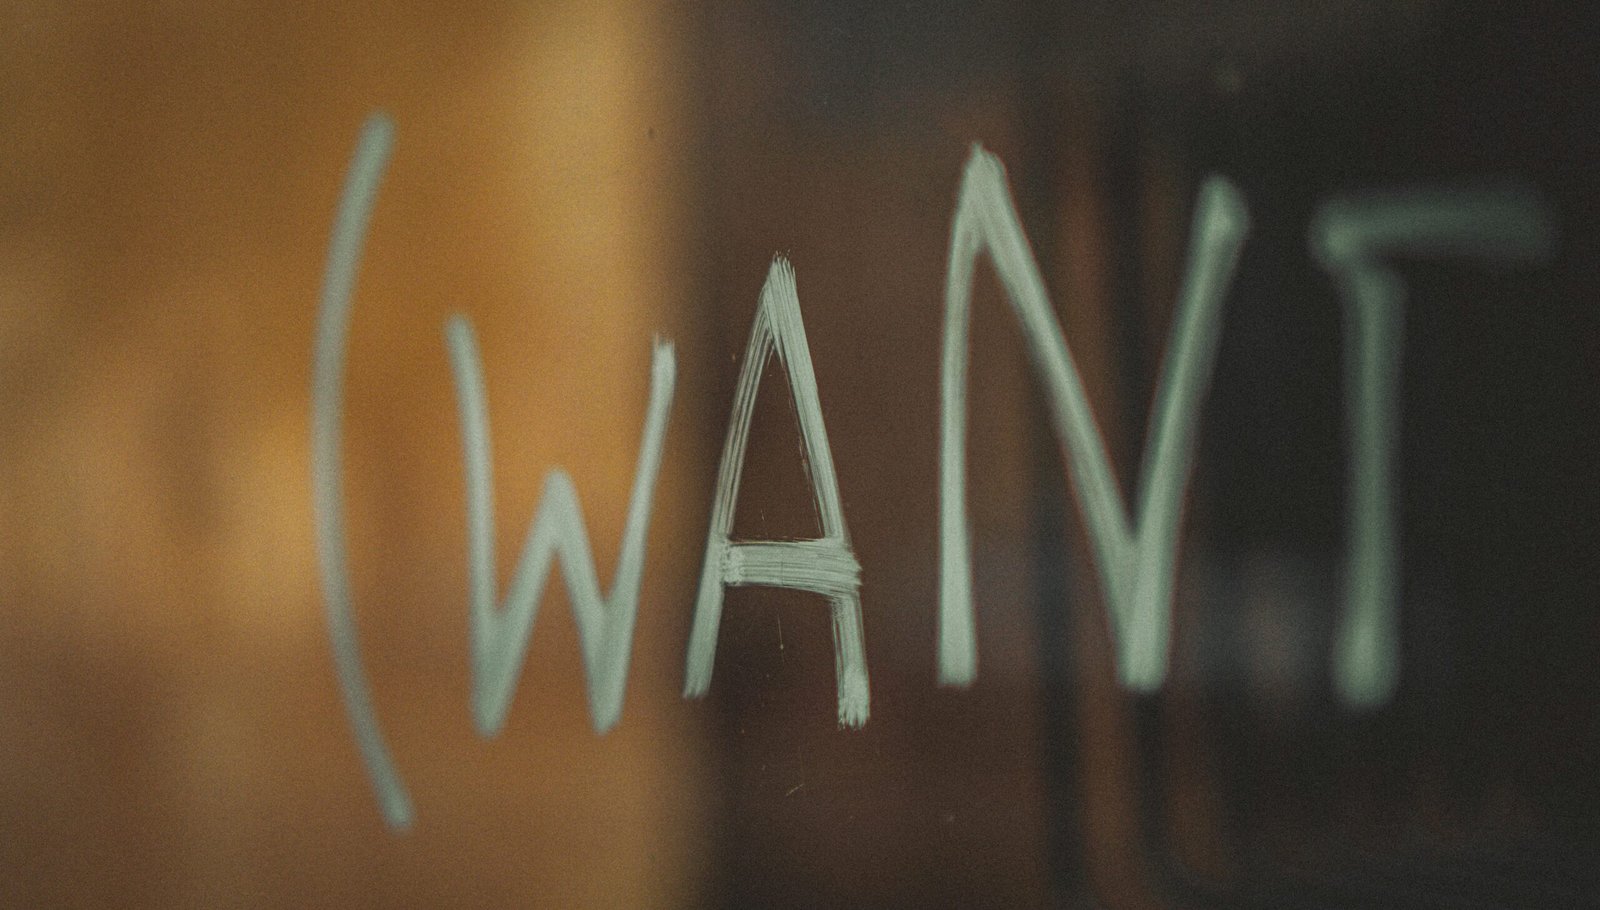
1,2 -> 1596,907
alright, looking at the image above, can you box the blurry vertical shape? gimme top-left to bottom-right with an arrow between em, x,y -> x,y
683,257 -> 869,728
1032,81 -> 1159,909
1310,187 -> 1554,708
445,314 -> 675,738
310,112 -> 412,829
1139,134 -> 1237,887
940,146 -> 1247,693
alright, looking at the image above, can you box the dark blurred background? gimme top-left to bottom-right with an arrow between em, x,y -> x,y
0,1 -> 1596,907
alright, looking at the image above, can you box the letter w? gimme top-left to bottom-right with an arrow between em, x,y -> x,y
939,147 -> 1247,693
446,316 -> 676,737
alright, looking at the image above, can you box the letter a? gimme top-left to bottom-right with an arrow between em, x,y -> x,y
683,258 -> 870,727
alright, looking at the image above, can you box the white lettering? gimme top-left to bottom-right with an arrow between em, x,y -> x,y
682,258 -> 870,727
937,146 -> 1248,693
445,317 -> 675,737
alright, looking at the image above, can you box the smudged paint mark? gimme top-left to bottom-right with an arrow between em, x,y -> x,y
310,112 -> 412,829
683,258 -> 870,727
1311,187 -> 1553,708
938,145 -> 1248,694
445,317 -> 676,737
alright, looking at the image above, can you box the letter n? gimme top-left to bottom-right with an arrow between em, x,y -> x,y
939,146 -> 1248,693
683,258 -> 870,727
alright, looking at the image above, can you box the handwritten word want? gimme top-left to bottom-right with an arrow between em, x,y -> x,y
311,113 -> 1552,828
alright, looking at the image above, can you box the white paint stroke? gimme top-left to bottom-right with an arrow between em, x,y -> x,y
445,317 -> 676,737
939,145 -> 1248,693
1311,186 -> 1553,709
310,112 -> 412,829
683,258 -> 870,727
